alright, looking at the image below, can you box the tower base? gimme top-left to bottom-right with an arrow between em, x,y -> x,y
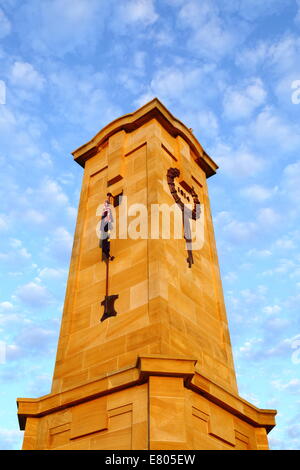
17,356 -> 276,450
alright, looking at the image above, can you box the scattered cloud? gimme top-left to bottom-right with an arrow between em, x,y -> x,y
177,1 -> 240,59
249,107 -> 300,153
15,0 -> 108,56
212,142 -> 266,179
247,248 -> 272,258
0,429 -> 23,450
224,271 -> 237,283
274,236 -> 297,250
48,66 -> 122,133
38,267 -> 67,280
116,0 -> 158,27
223,78 -> 267,120
0,301 -> 14,311
10,61 -> 45,91
15,281 -> 53,308
282,160 -> 300,203
234,0 -> 292,21
262,305 -> 281,315
1,0 -> 300,452
237,334 -> 300,361
0,214 -> 9,231
272,378 -> 300,394
0,9 -> 11,39
44,227 -> 73,263
240,184 -> 276,202
215,210 -> 263,242
257,207 -> 280,227
296,0 -> 300,24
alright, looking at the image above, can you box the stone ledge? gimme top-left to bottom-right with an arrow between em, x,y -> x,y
138,355 -> 197,379
17,366 -> 141,430
189,372 -> 276,433
17,355 -> 276,434
72,98 -> 218,178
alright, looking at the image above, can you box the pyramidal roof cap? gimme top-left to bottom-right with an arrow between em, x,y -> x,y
72,97 -> 218,178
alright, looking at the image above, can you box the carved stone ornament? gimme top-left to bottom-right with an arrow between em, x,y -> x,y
167,167 -> 201,268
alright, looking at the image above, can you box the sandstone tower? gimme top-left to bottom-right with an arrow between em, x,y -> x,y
17,99 -> 276,450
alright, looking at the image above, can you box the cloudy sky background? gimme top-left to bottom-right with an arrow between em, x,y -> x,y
0,0 -> 300,450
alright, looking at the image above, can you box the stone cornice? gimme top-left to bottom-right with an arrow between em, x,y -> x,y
17,355 -> 276,433
71,98 -> 218,178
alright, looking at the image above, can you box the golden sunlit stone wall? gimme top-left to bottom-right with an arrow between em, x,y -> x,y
17,99 -> 276,450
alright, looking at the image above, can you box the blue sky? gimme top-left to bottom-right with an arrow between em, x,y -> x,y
0,0 -> 300,450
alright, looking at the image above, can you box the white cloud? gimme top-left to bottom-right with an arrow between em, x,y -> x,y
177,1 -> 237,59
240,184 -> 275,202
134,60 -> 223,126
149,66 -> 202,102
16,281 -> 53,308
262,305 -> 281,315
0,301 -> 14,311
250,106 -> 300,153
11,61 -> 45,90
272,378 -> 300,393
236,35 -> 300,75
16,0 -> 107,56
134,91 -> 156,108
118,0 -> 158,26
0,429 -> 23,450
223,78 -> 267,120
49,66 -> 122,132
237,333 -> 300,361
240,285 -> 268,304
194,109 -> 219,138
257,207 -> 280,227
5,320 -> 59,364
38,267 -> 67,280
274,237 -> 296,250
235,35 -> 300,109
236,41 -> 269,71
213,142 -> 265,179
214,207 -> 280,244
214,210 -> 232,225
178,0 -> 211,29
224,271 -> 237,283
223,219 -> 257,241
44,227 -> 73,262
24,209 -> 46,225
9,239 -> 31,259
262,258 -> 298,277
36,152 -> 53,168
282,161 -> 300,203
0,213 -> 8,230
215,210 -> 257,241
35,177 -> 69,206
152,27 -> 175,47
239,337 -> 263,355
0,106 -> 17,133
133,51 -> 146,74
28,373 -> 52,397
66,207 -> 77,221
268,35 -> 300,74
247,248 -> 272,258
0,9 -> 11,39
296,0 -> 300,23
235,0 -> 289,21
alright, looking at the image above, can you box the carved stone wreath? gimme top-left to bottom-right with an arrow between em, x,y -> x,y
167,167 -> 201,268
